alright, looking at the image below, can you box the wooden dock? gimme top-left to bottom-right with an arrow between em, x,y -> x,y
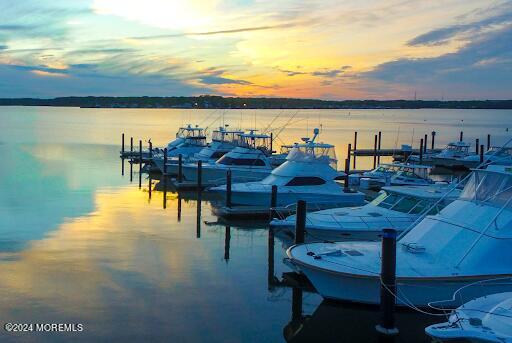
351,148 -> 441,157
212,205 -> 294,219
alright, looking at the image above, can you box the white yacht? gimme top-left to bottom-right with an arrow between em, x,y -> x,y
270,183 -> 461,238
350,163 -> 434,189
287,165 -> 512,306
459,146 -> 512,169
426,286 -> 512,343
209,129 -> 365,208
179,130 -> 278,185
152,124 -> 207,172
163,126 -> 243,176
430,141 -> 473,168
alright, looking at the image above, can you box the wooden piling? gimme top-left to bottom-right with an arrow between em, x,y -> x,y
346,143 -> 351,172
431,131 -> 436,150
138,140 -> 142,188
149,141 -> 153,158
178,154 -> 183,183
344,158 -> 349,192
419,138 -> 424,164
270,185 -> 278,219
460,131 -> 463,142
130,137 -> 133,152
226,170 -> 232,208
375,228 -> 399,336
224,226 -> 231,261
163,148 -> 168,175
480,144 -> 484,164
423,134 -> 427,153
121,133 -> 125,155
295,200 -> 306,244
476,139 -> 480,155
353,132 -> 358,169
270,132 -> 274,153
487,134 -> 491,151
373,134 -> 378,169
377,131 -> 382,164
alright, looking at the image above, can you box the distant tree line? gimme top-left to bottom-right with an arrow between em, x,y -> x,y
0,95 -> 511,109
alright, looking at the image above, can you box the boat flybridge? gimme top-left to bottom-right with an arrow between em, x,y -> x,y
271,183 -> 461,239
162,126 -> 243,176
350,163 -> 434,189
426,282 -> 512,342
180,129 -> 280,185
210,128 -> 365,208
430,141 -> 473,168
287,165 -> 512,306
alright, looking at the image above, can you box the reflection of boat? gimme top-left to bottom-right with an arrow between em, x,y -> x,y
350,163 -> 434,189
210,129 -> 365,208
180,130 -> 281,186
164,126 -> 243,176
426,278 -> 512,343
152,124 -> 207,172
430,141 -> 473,168
287,165 -> 512,306
271,183 -> 461,239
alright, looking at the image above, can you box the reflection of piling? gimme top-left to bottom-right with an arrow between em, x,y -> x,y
197,160 -> 202,191
196,193 -> 202,238
295,200 -> 306,244
224,226 -> 231,261
431,131 -> 436,150
270,185 -> 278,219
163,148 -> 168,175
476,139 -> 479,155
268,227 -> 275,288
148,177 -> 152,200
226,170 -> 232,208
130,159 -> 133,182
423,134 -> 427,154
376,228 -> 399,336
138,140 -> 142,188
163,178 -> 167,209
353,132 -> 357,169
487,134 -> 491,151
178,154 -> 183,183
291,287 -> 303,322
177,193 -> 182,222
373,134 -> 378,168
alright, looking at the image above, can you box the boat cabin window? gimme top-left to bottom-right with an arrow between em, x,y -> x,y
217,156 -> 266,166
285,177 -> 326,186
211,151 -> 226,159
460,170 -> 512,209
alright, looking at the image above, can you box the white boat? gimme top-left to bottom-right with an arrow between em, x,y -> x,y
426,280 -> 512,343
163,126 -> 243,175
430,141 -> 473,168
459,146 -> 512,169
350,163 -> 434,189
287,165 -> 512,306
152,124 -> 207,172
270,183 -> 461,238
180,130 -> 279,185
209,129 -> 365,208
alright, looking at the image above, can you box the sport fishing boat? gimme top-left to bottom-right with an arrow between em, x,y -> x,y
458,146 -> 512,169
287,165 -> 512,306
430,141 -> 473,168
426,279 -> 512,342
163,126 -> 243,176
152,124 -> 207,172
350,163 -> 434,189
209,129 -> 365,208
179,130 -> 281,186
270,183 -> 461,239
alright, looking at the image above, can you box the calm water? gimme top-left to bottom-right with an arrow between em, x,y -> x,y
0,106 -> 511,342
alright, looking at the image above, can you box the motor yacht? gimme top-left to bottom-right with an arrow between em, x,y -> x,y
430,141 -> 473,168
350,163 -> 434,189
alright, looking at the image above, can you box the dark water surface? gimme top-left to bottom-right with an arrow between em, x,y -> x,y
1,107 -> 510,342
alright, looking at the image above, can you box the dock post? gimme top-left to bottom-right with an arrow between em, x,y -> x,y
197,160 -> 202,191
346,143 -> 352,172
130,158 -> 133,182
353,132 -> 357,169
476,139 -> 479,155
480,145 -> 484,164
149,141 -> 153,158
178,154 -> 183,183
460,131 -> 463,142
344,158 -> 350,192
163,148 -> 168,175
270,132 -> 273,153
423,134 -> 427,153
295,200 -> 306,244
419,138 -> 424,164
431,131 -> 436,150
138,140 -> 142,188
373,134 -> 378,169
224,226 -> 231,261
270,185 -> 278,219
226,170 -> 232,208
487,134 -> 491,151
375,228 -> 399,336
121,133 -> 125,155
377,131 -> 382,164
130,137 -> 133,153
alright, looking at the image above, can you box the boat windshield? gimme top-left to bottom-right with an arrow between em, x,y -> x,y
237,131 -> 271,153
286,144 -> 337,168
445,143 -> 469,153
371,192 -> 441,214
177,125 -> 206,139
212,129 -> 242,143
459,169 -> 512,209
487,147 -> 512,157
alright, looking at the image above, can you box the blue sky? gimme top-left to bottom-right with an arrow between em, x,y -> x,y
0,0 -> 511,99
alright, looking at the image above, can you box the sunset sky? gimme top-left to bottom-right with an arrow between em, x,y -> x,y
1,0 -> 511,100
